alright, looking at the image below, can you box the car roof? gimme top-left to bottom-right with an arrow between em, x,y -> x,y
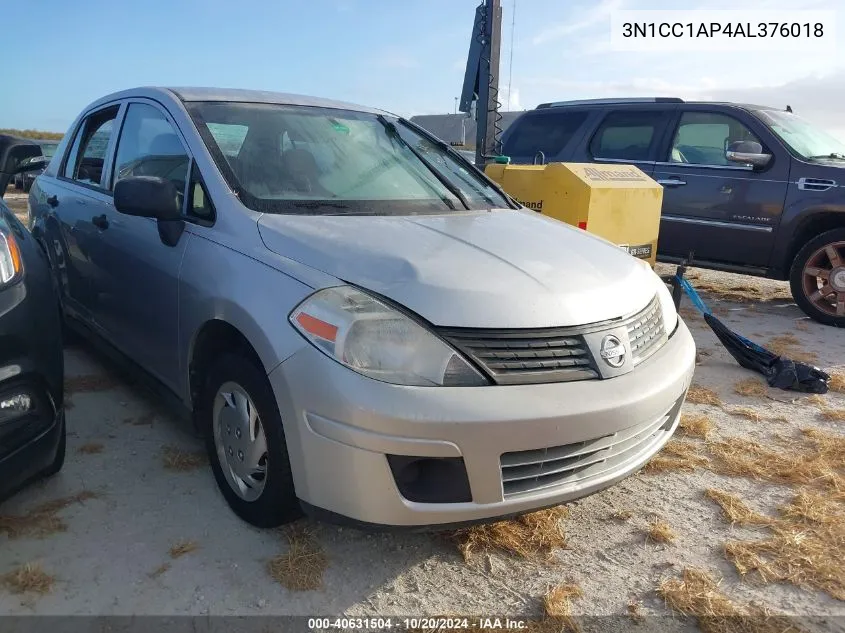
534,98 -> 775,112
83,86 -> 387,116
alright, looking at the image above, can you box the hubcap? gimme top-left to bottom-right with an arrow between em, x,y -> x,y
802,241 -> 845,318
212,382 -> 268,502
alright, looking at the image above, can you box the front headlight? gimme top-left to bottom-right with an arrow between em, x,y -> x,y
0,229 -> 23,288
654,271 -> 679,335
289,286 -> 488,386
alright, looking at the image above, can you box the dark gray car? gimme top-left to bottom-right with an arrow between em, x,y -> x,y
501,98 -> 845,326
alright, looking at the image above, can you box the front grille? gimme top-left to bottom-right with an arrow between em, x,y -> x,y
437,328 -> 597,385
438,295 -> 666,385
627,296 -> 666,365
500,398 -> 681,497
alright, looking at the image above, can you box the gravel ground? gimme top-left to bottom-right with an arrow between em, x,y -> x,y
1,188 -> 843,630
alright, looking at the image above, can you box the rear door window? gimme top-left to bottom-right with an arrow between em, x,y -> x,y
503,110 -> 587,159
63,106 -> 120,188
589,111 -> 668,162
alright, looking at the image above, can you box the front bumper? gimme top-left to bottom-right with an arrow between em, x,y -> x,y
269,319 -> 695,528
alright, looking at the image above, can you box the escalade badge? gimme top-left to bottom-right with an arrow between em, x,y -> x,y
600,335 -> 626,368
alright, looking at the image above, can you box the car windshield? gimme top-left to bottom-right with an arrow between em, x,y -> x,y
187,102 -> 511,215
755,109 -> 845,160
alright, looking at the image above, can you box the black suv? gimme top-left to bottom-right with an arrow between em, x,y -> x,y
501,98 -> 845,326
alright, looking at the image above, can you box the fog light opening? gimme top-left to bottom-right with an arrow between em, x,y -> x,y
387,455 -> 472,503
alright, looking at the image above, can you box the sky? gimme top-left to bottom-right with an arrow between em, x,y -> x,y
1,0 -> 843,139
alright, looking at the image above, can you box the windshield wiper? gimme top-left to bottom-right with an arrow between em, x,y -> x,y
807,152 -> 845,160
376,115 -> 470,211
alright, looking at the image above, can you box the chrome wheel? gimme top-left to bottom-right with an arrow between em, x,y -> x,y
802,240 -> 845,318
212,382 -> 268,502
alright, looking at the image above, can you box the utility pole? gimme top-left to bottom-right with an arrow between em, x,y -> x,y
459,0 -> 503,168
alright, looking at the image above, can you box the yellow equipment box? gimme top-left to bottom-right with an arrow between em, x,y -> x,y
485,162 -> 663,266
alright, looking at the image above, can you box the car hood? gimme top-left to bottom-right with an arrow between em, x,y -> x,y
257,210 -> 657,329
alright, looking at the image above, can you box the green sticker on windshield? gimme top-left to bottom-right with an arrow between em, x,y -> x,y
330,119 -> 350,134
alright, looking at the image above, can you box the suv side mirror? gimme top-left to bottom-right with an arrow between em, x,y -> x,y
726,140 -> 771,167
14,156 -> 48,173
114,176 -> 181,221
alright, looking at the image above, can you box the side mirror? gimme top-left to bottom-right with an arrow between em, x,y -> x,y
114,176 -> 181,221
726,140 -> 772,167
14,156 -> 48,173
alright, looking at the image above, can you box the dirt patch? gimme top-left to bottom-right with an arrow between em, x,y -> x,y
148,563 -> 171,579
65,374 -> 121,395
450,507 -> 568,562
77,442 -> 104,455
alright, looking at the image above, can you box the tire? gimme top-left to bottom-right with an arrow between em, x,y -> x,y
42,414 -> 66,477
199,353 -> 302,527
789,227 -> 845,327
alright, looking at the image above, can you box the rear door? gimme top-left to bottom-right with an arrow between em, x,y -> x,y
652,107 -> 790,267
572,107 -> 678,177
47,104 -> 122,328
501,109 -> 589,164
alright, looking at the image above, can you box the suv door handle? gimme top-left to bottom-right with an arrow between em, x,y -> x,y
656,178 -> 687,187
92,214 -> 109,230
46,194 -> 59,207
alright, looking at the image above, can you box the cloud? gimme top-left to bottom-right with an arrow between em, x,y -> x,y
374,50 -> 420,70
532,0 -> 624,45
500,84 -> 523,111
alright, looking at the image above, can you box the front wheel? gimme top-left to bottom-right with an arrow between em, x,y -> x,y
789,228 -> 845,327
199,353 -> 302,527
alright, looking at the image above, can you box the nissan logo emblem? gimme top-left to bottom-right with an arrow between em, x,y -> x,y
599,335 -> 626,368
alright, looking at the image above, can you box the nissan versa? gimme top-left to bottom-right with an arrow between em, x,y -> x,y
28,88 -> 695,528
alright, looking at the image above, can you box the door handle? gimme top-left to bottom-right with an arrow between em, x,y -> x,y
46,194 -> 59,207
656,178 -> 687,187
92,214 -> 109,230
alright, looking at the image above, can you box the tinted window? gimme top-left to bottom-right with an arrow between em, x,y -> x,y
113,103 -> 189,204
590,111 -> 666,161
670,112 -> 761,166
65,107 -> 119,187
503,110 -> 588,158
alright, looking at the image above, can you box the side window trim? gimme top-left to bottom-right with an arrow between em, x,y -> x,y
588,107 -> 675,164
658,109 -> 765,172
186,159 -> 216,226
57,101 -> 126,195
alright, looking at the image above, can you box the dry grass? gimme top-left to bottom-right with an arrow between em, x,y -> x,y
766,334 -> 818,364
0,563 -> 55,595
645,519 -> 676,544
692,279 -> 791,304
267,524 -> 328,591
705,489 -> 773,525
77,442 -> 104,454
0,491 -> 100,539
724,488 -> 845,600
451,506 -> 568,562
169,540 -> 198,559
658,568 -> 799,633
162,446 -> 207,471
829,370 -> 845,394
148,563 -> 171,579
125,412 -> 155,426
804,394 -> 827,408
727,407 -> 788,423
679,413 -> 714,439
734,378 -> 768,398
706,429 -> 844,493
642,440 -> 709,474
542,584 -> 583,633
64,374 -> 120,394
610,509 -> 633,521
686,384 -> 723,407
818,407 -> 845,422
